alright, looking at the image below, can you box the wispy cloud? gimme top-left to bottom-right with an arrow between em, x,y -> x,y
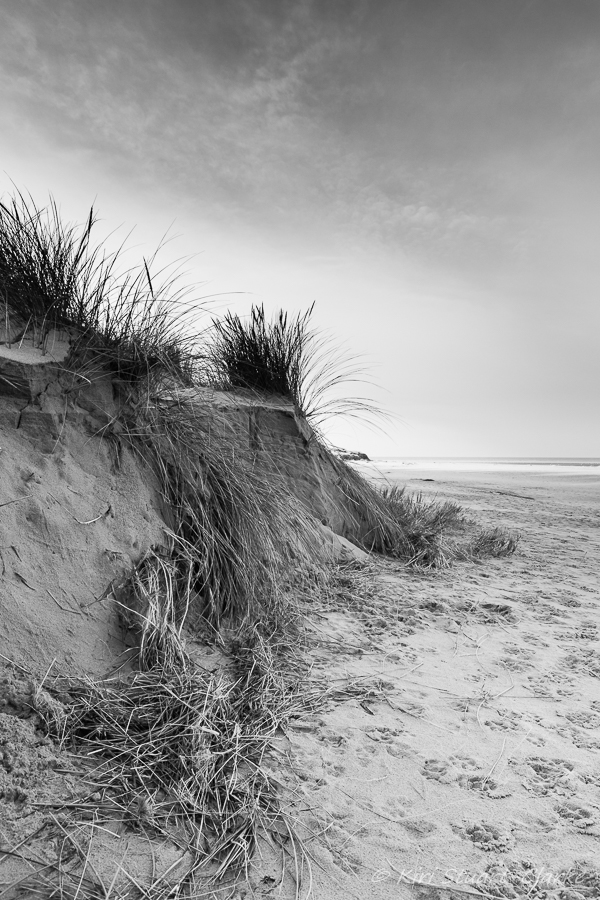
0,0 -> 524,256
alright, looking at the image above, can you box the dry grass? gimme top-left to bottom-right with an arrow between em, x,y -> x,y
0,190 -> 205,383
21,553 -> 321,899
465,527 -> 520,560
120,389 -> 327,627
330,458 -> 518,567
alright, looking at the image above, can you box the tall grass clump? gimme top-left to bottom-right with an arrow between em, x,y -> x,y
330,459 -> 458,567
466,526 -> 519,559
330,460 -> 518,567
209,304 -> 313,400
0,190 -> 203,383
208,303 -> 380,430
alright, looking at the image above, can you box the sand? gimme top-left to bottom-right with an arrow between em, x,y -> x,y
285,465 -> 600,898
2,408 -> 600,898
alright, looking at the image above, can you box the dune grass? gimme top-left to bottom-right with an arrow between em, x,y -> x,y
27,575 -> 317,899
121,390 -> 327,627
202,301 -> 516,567
466,526 -> 520,559
0,187 -> 518,589
207,303 -> 381,430
329,460 -> 518,567
0,190 -> 335,623
0,190 -> 203,382
208,304 -> 314,402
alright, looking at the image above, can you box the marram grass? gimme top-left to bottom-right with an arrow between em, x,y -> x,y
206,302 -> 382,430
0,190 -> 204,383
121,388 -> 328,627
28,603 -> 316,898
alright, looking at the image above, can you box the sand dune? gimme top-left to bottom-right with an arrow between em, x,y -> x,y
1,332 -> 598,897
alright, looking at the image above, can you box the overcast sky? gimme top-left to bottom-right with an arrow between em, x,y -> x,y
1,0 -> 599,456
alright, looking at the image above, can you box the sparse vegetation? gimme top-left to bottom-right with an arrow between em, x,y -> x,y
466,526 -> 520,559
27,567 -> 317,898
120,393 -> 326,627
0,190 -> 202,382
0,188 -> 520,897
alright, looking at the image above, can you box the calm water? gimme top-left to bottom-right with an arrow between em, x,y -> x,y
371,457 -> 600,474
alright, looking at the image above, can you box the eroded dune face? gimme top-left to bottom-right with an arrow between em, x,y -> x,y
0,340 -> 167,677
0,334 -> 368,676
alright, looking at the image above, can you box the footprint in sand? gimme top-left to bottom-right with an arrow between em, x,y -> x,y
567,621 -> 598,640
527,675 -> 562,697
461,822 -> 513,852
570,732 -> 600,751
323,823 -> 365,875
484,859 -> 558,897
451,753 -> 480,770
421,758 -> 455,784
555,799 -> 597,831
522,631 -> 549,648
565,710 -> 600,729
558,860 -> 600,898
456,772 -> 512,799
556,686 -> 577,697
364,725 -> 404,743
354,743 -> 378,766
563,650 -> 600,678
420,754 -> 509,793
350,725 -> 410,762
318,729 -> 348,748
581,769 -> 600,789
525,757 -> 577,796
484,707 -> 523,731
501,645 -> 536,672
401,817 -> 437,836
449,754 -> 512,798
559,596 -> 582,608
383,739 -> 413,760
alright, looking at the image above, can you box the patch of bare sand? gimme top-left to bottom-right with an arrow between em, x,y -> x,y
0,412 -> 166,677
286,471 -> 600,899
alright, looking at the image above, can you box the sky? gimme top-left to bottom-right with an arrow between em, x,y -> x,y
1,0 -> 599,457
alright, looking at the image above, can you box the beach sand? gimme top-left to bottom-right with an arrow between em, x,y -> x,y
285,464 -> 600,899
2,458 -> 599,898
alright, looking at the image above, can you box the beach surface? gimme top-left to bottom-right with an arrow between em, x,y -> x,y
2,458 -> 600,898
287,461 -> 600,899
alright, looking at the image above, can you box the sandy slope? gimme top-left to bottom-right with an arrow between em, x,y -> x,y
2,464 -> 599,898
287,470 -> 600,899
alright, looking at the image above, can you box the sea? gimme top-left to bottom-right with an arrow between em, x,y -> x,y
369,458 -> 600,475
352,458 -> 600,491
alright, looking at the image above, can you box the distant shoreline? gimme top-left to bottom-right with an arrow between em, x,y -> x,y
371,457 -> 600,466
368,457 -> 600,470
352,457 -> 600,485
